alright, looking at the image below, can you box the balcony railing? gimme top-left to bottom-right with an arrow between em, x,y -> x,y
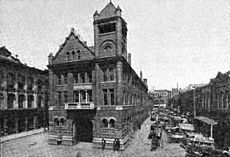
65,102 -> 95,110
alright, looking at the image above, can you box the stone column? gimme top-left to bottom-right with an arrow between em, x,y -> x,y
14,92 -> 18,109
95,64 -> 100,106
3,91 -> 7,110
68,73 -> 74,103
24,93 -> 28,108
33,93 -> 37,108
85,90 -> 88,102
49,69 -> 54,106
116,17 -> 122,56
116,61 -> 123,106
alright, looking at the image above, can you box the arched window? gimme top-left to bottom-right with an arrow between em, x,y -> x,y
7,93 -> 15,109
60,117 -> 66,126
72,51 -> 75,60
102,119 -> 108,127
28,95 -> 34,108
54,117 -> 59,126
104,45 -> 112,53
109,119 -> 115,128
18,94 -> 25,108
66,52 -> 70,61
77,50 -> 81,60
37,96 -> 43,108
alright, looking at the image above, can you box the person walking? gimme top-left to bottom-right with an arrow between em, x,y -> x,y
101,138 -> 106,150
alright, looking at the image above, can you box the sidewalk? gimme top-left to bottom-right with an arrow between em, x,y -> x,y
0,128 -> 45,143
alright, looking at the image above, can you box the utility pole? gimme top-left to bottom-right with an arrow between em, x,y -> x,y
193,87 -> 196,117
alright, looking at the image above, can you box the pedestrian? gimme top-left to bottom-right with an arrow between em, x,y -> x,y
116,138 -> 120,151
113,139 -> 117,151
101,138 -> 106,150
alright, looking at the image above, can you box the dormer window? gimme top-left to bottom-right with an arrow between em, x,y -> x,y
98,23 -> 116,34
66,52 -> 70,61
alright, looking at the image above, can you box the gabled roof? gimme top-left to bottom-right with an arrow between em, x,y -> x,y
0,46 -> 21,63
0,46 -> 12,57
99,2 -> 117,19
53,28 -> 94,60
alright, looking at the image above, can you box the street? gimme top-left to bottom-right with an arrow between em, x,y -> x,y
1,117 -> 186,157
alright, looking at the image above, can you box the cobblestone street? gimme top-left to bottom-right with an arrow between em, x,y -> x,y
1,117 -> 186,157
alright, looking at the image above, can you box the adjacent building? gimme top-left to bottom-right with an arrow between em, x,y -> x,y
0,46 -> 49,137
48,2 -> 151,150
173,71 -> 230,149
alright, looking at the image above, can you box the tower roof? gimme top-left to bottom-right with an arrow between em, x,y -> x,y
98,2 -> 117,19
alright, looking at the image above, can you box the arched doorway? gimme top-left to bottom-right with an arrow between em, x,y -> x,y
74,117 -> 93,142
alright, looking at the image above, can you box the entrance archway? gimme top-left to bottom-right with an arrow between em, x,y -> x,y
74,117 -> 93,142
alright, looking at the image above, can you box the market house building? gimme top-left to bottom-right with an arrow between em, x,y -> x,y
48,2 -> 151,150
0,46 -> 49,137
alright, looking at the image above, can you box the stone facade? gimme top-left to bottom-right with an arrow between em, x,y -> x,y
48,2 -> 151,150
0,46 -> 49,137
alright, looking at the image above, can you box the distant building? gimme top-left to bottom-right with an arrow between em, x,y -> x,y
48,2 -> 151,150
150,89 -> 171,108
0,46 -> 49,137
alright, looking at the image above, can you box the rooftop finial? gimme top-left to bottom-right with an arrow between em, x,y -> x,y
71,27 -> 75,33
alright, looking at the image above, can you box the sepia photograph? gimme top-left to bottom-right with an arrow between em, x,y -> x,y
1,0 -> 230,156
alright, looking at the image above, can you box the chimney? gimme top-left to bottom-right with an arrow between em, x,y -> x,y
143,78 -> 147,85
140,71 -> 143,80
128,53 -> 131,65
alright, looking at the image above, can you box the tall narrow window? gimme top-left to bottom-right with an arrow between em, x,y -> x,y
109,68 -> 114,81
66,52 -> 70,61
88,72 -> 92,83
80,90 -> 86,102
74,91 -> 79,102
88,90 -> 92,102
103,89 -> 108,105
64,74 -> 68,84
72,51 -> 75,60
74,73 -> 79,84
28,95 -> 34,108
110,89 -> 114,105
58,92 -> 62,104
57,76 -> 61,85
80,73 -> 85,83
0,93 -> 4,108
77,50 -> 81,60
103,69 -> 107,82
64,91 -> 68,103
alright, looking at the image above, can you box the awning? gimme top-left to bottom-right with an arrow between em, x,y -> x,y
195,116 -> 217,125
178,123 -> 195,131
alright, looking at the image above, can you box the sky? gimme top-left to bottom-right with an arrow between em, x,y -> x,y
1,0 -> 230,90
